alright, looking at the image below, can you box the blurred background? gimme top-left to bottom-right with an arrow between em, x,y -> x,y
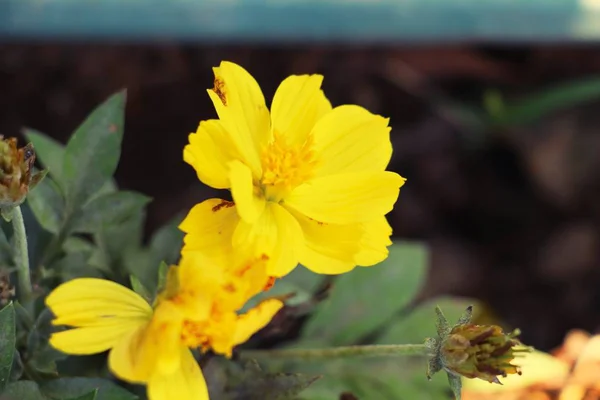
2,0 -> 600,379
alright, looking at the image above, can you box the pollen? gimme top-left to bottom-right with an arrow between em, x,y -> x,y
260,132 -> 318,200
180,319 -> 209,349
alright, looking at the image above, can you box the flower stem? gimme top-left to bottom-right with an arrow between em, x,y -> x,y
241,344 -> 430,361
12,206 -> 33,312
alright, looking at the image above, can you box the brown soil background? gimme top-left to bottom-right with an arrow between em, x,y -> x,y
2,44 -> 600,351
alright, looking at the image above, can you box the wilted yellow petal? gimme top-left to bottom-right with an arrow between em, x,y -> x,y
355,216 -> 393,266
271,74 -> 330,146
286,171 -> 405,225
46,278 -> 152,327
233,203 -> 304,278
180,198 -> 239,267
229,159 -> 266,223
147,347 -> 209,400
184,119 -> 237,189
312,105 -> 392,176
233,298 -> 284,346
208,61 -> 269,177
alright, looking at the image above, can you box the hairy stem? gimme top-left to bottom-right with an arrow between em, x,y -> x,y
12,206 -> 33,312
242,344 -> 430,361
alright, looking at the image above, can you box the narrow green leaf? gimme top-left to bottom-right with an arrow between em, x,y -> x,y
64,389 -> 98,400
156,261 -> 169,294
2,380 -> 47,400
40,378 -> 137,400
129,275 -> 152,303
487,76 -> 600,127
302,242 -> 428,345
26,177 -> 64,234
376,297 -> 478,345
0,302 -> 16,391
22,129 -> 66,188
69,191 -> 151,234
62,91 -> 126,210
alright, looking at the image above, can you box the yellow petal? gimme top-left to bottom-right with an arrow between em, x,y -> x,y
286,171 -> 406,224
232,203 -> 304,277
179,198 -> 240,267
288,208 -> 360,274
312,105 -> 392,176
208,61 -> 269,177
148,301 -> 185,376
147,348 -> 209,400
46,278 -> 152,327
50,322 -> 145,355
233,298 -> 284,346
229,159 -> 266,223
355,216 -> 393,266
184,119 -> 237,189
271,75 -> 330,145
108,324 -> 150,383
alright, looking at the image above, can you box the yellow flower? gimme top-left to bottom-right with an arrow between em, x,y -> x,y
181,61 -> 406,277
46,255 -> 283,400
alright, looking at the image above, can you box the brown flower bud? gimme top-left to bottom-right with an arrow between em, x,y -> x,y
0,136 -> 46,209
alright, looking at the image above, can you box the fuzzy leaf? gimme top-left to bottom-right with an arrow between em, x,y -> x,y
302,241 -> 428,345
0,302 -> 15,391
62,91 -> 126,211
69,191 -> 151,234
2,381 -> 47,400
64,390 -> 98,400
26,177 -> 64,234
221,359 -> 320,400
40,378 -> 137,400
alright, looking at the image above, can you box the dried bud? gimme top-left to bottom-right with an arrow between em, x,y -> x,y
425,305 -> 531,400
0,136 -> 46,211
442,324 -> 524,384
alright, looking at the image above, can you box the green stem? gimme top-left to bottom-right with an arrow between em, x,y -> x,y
241,344 -> 430,361
12,206 -> 33,312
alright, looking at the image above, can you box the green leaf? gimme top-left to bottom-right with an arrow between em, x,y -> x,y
2,381 -> 47,400
27,177 -> 64,234
376,296 -> 478,345
62,91 -> 126,210
69,191 -> 151,234
209,359 -> 320,400
64,390 -> 98,400
156,261 -> 169,294
23,129 -> 66,188
129,275 -> 152,303
486,76 -> 600,127
148,213 -> 185,266
0,302 -> 16,391
40,378 -> 137,400
26,309 -> 67,376
301,242 -> 428,345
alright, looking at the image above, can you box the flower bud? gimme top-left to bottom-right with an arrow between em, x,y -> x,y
442,324 -> 524,384
0,136 -> 46,210
425,305 -> 531,400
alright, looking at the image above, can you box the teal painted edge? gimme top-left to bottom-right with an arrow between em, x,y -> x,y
1,0 -> 600,43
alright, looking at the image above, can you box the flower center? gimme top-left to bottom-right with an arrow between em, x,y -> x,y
259,132 -> 317,202
180,319 -> 210,350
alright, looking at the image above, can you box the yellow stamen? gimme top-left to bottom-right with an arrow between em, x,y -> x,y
260,132 -> 317,201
